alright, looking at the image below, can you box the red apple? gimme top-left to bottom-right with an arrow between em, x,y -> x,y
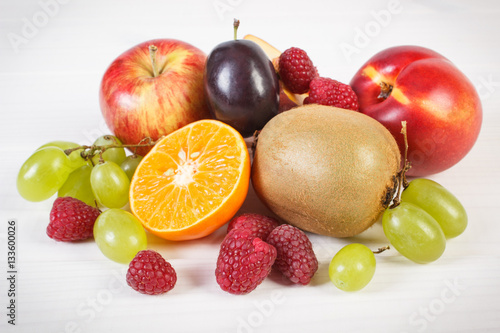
350,45 -> 482,177
99,39 -> 211,156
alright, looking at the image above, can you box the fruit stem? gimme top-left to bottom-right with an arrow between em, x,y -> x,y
389,121 -> 411,209
98,150 -> 105,164
93,199 -> 101,211
233,19 -> 240,40
373,245 -> 390,254
149,45 -> 159,77
378,81 -> 393,100
401,121 -> 409,177
64,137 -> 161,160
132,137 -> 155,155
250,130 -> 260,160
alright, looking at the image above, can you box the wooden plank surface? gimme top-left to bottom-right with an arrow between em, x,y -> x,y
1,0 -> 499,332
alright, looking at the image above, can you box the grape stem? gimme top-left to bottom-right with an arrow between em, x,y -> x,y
93,199 -> 102,212
131,137 -> 155,155
389,121 -> 411,209
373,245 -> 390,254
98,150 -> 105,164
63,136 -> 161,161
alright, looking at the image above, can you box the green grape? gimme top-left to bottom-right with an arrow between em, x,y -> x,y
38,140 -> 78,151
383,202 -> 446,264
120,154 -> 143,180
17,147 -> 73,202
58,165 -> 96,206
401,178 -> 467,238
93,209 -> 147,263
37,140 -> 88,171
90,161 -> 130,208
329,243 -> 376,292
91,135 -> 126,166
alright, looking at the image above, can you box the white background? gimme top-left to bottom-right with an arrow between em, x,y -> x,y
1,0 -> 500,332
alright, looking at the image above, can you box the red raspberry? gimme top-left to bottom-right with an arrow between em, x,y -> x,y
215,229 -> 277,295
266,224 -> 318,285
227,213 -> 280,240
278,47 -> 318,94
47,197 -> 100,242
305,77 -> 359,111
126,250 -> 177,295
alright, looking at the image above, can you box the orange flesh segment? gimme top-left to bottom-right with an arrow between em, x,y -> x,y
130,120 -> 250,239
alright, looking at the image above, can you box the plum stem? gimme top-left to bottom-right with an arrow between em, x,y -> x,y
378,81 -> 393,99
149,45 -> 159,77
390,121 -> 411,209
233,19 -> 240,40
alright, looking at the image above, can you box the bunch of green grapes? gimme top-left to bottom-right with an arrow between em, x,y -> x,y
328,122 -> 467,291
382,178 -> 467,264
17,135 -> 149,264
328,178 -> 468,292
380,123 -> 467,264
17,135 -> 143,208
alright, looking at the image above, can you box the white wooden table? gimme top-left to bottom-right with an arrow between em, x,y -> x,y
1,0 -> 499,332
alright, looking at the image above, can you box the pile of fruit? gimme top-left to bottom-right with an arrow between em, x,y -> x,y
17,20 -> 481,294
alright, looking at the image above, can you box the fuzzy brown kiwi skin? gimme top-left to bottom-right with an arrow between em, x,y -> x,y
251,104 -> 401,238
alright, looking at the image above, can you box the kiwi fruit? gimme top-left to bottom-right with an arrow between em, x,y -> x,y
251,104 -> 401,238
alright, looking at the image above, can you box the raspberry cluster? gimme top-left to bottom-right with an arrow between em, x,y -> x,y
267,224 -> 318,285
216,228 -> 277,295
278,47 -> 359,110
226,213 -> 279,240
278,47 -> 318,94
215,213 -> 318,294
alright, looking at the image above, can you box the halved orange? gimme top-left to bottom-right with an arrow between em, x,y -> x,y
129,119 -> 250,241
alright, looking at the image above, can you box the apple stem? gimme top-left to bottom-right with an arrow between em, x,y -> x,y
378,81 -> 393,99
233,19 -> 240,40
149,45 -> 159,77
389,121 -> 411,209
